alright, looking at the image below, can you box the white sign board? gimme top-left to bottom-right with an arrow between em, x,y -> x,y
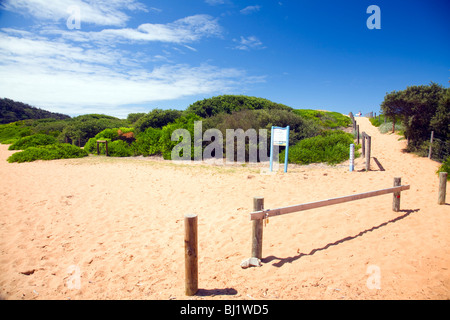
270,126 -> 290,173
273,128 -> 288,146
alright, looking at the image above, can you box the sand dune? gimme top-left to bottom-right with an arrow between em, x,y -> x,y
0,117 -> 448,300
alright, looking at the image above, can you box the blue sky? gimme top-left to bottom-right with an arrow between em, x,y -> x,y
0,0 -> 449,118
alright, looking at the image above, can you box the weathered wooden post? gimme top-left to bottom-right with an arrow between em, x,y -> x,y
184,214 -> 198,296
428,131 -> 434,159
438,172 -> 447,205
393,177 -> 401,212
252,197 -> 264,260
365,135 -> 371,172
361,132 -> 366,157
357,125 -> 360,145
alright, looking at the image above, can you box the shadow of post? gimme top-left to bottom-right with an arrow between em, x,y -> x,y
262,209 -> 420,268
195,288 -> 238,297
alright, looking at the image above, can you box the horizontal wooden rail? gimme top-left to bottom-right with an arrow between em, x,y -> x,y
250,185 -> 410,220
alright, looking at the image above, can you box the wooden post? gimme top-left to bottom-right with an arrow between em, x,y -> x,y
365,135 -> 371,172
357,125 -> 360,145
361,133 -> 366,157
438,172 -> 447,205
393,177 -> 401,212
184,214 -> 198,296
428,131 -> 434,159
105,140 -> 109,157
251,197 -> 264,260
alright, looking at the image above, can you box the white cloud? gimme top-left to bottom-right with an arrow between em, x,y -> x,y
240,5 -> 261,15
42,14 -> 222,44
233,36 -> 265,50
0,30 -> 263,117
1,0 -> 148,27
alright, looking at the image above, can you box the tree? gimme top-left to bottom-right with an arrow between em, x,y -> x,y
380,90 -> 406,133
134,109 -> 183,133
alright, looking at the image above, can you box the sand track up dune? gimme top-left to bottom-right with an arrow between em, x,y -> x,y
0,117 -> 448,300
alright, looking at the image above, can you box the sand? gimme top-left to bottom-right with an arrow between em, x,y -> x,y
0,117 -> 448,300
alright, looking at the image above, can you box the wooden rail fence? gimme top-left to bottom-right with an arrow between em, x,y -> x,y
247,178 -> 410,262
349,112 -> 372,171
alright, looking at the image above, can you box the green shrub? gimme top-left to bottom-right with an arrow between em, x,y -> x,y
8,134 -> 58,150
437,157 -> 450,180
134,109 -> 184,133
8,143 -> 88,163
108,140 -> 132,157
293,109 -> 352,129
186,95 -> 293,118
282,130 -> 358,165
159,114 -> 203,160
131,127 -> 162,156
0,122 -> 33,144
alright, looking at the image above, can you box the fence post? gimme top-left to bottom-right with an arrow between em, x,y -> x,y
393,177 -> 401,212
357,125 -> 360,145
185,214 -> 198,296
365,135 -> 371,172
252,197 -> 264,260
438,172 -> 447,205
428,131 -> 434,159
361,133 -> 366,157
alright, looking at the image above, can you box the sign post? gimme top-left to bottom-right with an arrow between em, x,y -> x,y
270,126 -> 290,173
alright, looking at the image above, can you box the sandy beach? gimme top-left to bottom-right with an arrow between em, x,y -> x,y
0,117 -> 448,300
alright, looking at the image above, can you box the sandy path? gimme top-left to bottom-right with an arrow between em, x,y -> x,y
0,117 -> 448,300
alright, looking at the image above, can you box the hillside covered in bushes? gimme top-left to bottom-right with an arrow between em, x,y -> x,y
0,98 -> 70,124
0,95 -> 355,164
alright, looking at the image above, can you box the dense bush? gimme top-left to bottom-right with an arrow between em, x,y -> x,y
202,109 -> 321,161
437,157 -> 450,180
381,83 -> 449,161
127,113 -> 146,125
8,134 -> 58,150
293,109 -> 351,129
134,109 -> 184,133
186,95 -> 293,118
108,140 -> 133,157
8,143 -> 88,163
0,122 -> 33,144
282,130 -> 358,165
1,98 -> 70,124
59,114 -> 128,147
131,127 -> 163,156
158,114 -> 203,160
83,127 -> 134,154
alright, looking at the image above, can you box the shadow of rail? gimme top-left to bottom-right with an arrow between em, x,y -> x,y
263,209 -> 420,268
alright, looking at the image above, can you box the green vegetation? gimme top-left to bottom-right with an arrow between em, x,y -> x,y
293,109 -> 352,129
380,83 -> 449,161
186,95 -> 292,118
1,98 -> 70,124
281,130 -> 359,165
0,122 -> 33,144
8,144 -> 88,163
437,157 -> 450,180
8,134 -> 58,150
131,127 -> 163,157
1,94 -> 358,164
